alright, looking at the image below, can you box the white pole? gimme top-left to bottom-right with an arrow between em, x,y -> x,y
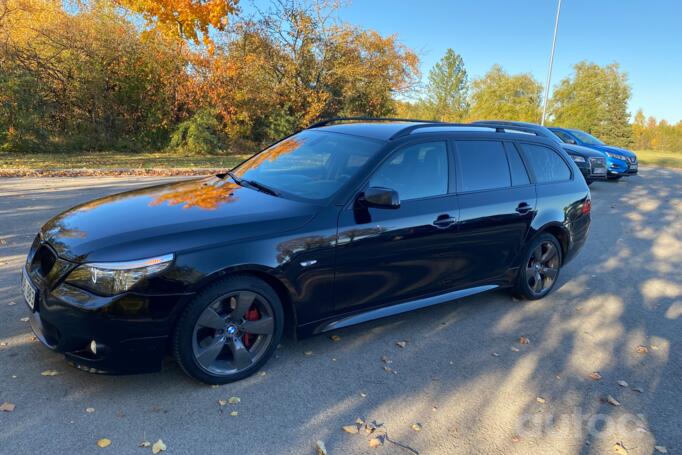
541,0 -> 562,125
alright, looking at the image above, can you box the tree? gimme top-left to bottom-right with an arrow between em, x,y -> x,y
423,49 -> 469,121
468,65 -> 542,122
550,61 -> 633,147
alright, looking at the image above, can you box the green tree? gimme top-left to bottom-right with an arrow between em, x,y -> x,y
469,65 -> 542,122
550,61 -> 633,147
423,49 -> 469,121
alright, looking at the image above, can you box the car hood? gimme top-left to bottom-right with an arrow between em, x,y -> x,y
561,143 -> 606,158
591,144 -> 636,157
41,176 -> 318,262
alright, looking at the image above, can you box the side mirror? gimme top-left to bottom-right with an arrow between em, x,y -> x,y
358,187 -> 400,209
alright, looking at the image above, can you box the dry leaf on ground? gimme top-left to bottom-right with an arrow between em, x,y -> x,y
329,335 -> 341,342
511,435 -> 521,443
654,446 -> 668,454
368,437 -> 383,448
229,411 -> 238,417
617,380 -> 629,387
396,341 -> 407,348
217,400 -> 227,406
227,396 -> 240,405
41,370 -> 59,376
607,395 -> 621,406
342,425 -> 359,434
152,439 -> 166,454
536,397 -> 546,404
8,301 -> 16,306
139,441 -> 151,448
20,317 -> 29,322
411,423 -> 422,432
304,350 -> 313,356
636,345 -> 649,354
613,442 -> 629,455
96,438 -> 112,448
315,440 -> 328,455
85,407 -> 95,413
510,346 -> 520,352
0,402 -> 16,412
589,371 -> 603,380
381,355 -> 392,364
632,387 -> 644,393
519,336 -> 530,345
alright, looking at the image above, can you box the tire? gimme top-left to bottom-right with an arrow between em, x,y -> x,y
513,233 -> 563,300
173,275 -> 284,384
586,179 -> 593,186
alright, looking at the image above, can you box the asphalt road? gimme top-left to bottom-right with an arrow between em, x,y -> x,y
1,168 -> 680,455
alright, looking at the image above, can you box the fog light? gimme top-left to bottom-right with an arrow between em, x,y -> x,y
90,340 -> 97,355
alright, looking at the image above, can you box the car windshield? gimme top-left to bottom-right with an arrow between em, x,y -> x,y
570,130 -> 605,146
231,130 -> 383,201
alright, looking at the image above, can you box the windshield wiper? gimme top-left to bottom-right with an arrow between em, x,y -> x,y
241,179 -> 280,197
226,171 -> 242,184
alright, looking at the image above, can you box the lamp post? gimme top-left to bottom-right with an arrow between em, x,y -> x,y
541,0 -> 562,125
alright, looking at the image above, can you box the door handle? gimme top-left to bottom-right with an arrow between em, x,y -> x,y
515,202 -> 532,214
433,214 -> 456,228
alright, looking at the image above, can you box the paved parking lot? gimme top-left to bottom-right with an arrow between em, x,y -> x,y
1,168 -> 681,454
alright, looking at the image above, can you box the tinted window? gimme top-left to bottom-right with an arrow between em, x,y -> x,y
507,145 -> 530,186
522,144 -> 572,183
456,141 -> 511,192
234,130 -> 382,200
370,142 -> 448,200
552,129 -> 575,143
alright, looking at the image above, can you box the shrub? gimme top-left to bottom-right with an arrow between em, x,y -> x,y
168,109 -> 228,155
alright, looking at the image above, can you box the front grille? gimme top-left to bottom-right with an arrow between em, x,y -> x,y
627,156 -> 637,164
31,245 -> 57,277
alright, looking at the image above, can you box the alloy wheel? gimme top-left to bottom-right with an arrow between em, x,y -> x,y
191,291 -> 275,375
525,241 -> 560,295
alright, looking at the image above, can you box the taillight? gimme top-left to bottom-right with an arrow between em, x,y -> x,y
581,198 -> 591,215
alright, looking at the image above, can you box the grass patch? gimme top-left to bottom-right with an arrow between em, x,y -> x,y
636,150 -> 682,169
0,151 -> 252,170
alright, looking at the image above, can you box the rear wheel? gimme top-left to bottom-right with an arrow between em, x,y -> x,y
173,275 -> 284,384
513,233 -> 562,300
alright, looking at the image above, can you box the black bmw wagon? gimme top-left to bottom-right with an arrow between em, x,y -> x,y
22,119 -> 591,384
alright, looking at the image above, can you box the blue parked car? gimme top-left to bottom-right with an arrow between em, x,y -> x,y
549,128 -> 638,180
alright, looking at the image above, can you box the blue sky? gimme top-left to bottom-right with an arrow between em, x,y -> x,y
246,0 -> 682,123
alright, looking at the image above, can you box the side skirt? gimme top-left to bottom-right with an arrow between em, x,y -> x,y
305,284 -> 498,336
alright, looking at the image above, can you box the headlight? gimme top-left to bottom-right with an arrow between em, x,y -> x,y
65,254 -> 174,296
605,152 -> 626,161
571,156 -> 586,163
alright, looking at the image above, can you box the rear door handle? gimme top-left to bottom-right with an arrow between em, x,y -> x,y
433,214 -> 456,228
515,202 -> 532,214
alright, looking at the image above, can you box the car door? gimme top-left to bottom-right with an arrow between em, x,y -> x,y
333,139 -> 460,314
450,139 -> 537,286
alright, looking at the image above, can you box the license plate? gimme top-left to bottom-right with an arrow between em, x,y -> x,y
630,163 -> 638,170
21,269 -> 37,311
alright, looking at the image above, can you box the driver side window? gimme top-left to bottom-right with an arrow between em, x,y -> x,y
369,141 -> 448,201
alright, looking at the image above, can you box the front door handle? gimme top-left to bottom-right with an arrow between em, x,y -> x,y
515,202 -> 532,214
433,214 -> 456,228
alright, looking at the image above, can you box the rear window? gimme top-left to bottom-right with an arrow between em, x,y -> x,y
456,140 -> 511,192
521,144 -> 572,183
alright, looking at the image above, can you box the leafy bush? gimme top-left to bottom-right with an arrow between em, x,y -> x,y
168,109 -> 228,155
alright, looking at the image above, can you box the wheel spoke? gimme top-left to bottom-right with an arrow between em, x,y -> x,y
231,292 -> 256,320
197,307 -> 226,330
543,267 -> 558,279
526,267 -> 536,278
241,316 -> 274,335
196,336 -> 226,369
541,244 -> 557,263
226,337 -> 253,369
532,246 -> 543,262
533,272 -> 543,292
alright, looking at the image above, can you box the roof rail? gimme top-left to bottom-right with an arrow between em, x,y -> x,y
389,122 -> 493,140
307,117 -> 441,129
470,121 -> 542,136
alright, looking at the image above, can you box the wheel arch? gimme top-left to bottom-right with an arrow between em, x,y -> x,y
532,222 -> 569,259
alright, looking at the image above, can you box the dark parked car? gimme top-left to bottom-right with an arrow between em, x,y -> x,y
473,120 -> 608,185
22,119 -> 591,384
549,127 -> 638,179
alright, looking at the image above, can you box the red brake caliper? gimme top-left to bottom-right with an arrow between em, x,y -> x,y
242,307 -> 260,348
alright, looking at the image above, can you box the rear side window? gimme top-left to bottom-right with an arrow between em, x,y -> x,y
456,141 -> 510,192
506,145 -> 530,186
521,144 -> 572,183
370,141 -> 448,200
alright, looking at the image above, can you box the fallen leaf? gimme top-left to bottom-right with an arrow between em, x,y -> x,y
536,397 -> 546,404
258,371 -> 266,376
8,301 -> 16,306
315,440 -> 328,455
0,402 -> 16,412
617,380 -> 628,388
396,340 -> 407,348
607,395 -> 621,406
654,446 -> 668,454
20,317 -> 29,322
589,371 -> 602,381
360,393 -> 367,398
217,400 -> 227,406
650,344 -> 660,351
96,438 -> 111,448
304,350 -> 313,356
635,345 -> 649,354
510,346 -> 520,352
229,411 -> 238,417
511,435 -> 521,443
631,387 -> 644,393
491,352 -> 500,357
355,417 -> 365,426
227,396 -> 240,405
383,366 -> 392,373
519,336 -> 530,345
368,437 -> 383,448
139,441 -> 151,448
329,335 -> 341,342
85,407 -> 95,413
381,355 -> 392,364
613,442 -> 628,455
342,425 -> 359,434
41,370 -> 59,376
411,423 -> 422,432
151,439 -> 166,454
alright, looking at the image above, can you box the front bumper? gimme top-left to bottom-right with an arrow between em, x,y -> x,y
606,157 -> 631,176
24,268 -> 189,374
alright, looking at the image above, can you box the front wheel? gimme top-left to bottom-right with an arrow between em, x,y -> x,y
173,275 -> 284,384
513,234 -> 563,300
